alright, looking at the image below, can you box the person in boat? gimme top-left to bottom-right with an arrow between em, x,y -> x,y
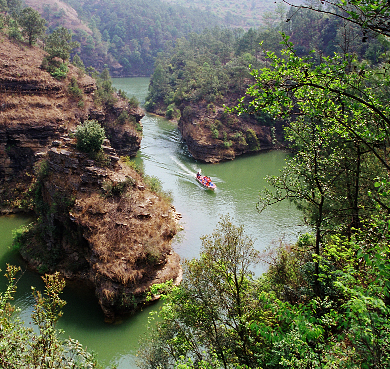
197,172 -> 201,179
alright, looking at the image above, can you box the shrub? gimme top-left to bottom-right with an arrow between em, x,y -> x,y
75,120 -> 106,153
40,56 -> 49,71
71,54 -> 85,72
12,224 -> 32,251
233,131 -> 246,144
0,266 -> 99,367
246,128 -> 260,150
94,68 -> 117,108
68,77 -> 83,99
102,177 -> 135,197
118,89 -> 128,100
144,175 -> 163,193
210,123 -> 219,139
144,100 -> 155,112
92,150 -> 110,167
223,140 -> 233,148
144,175 -> 173,202
207,103 -> 216,114
222,132 -> 233,148
33,159 -> 49,180
122,156 -> 144,175
128,96 -> 140,109
136,121 -> 143,133
117,110 -> 129,125
165,103 -> 181,120
8,19 -> 23,42
50,62 -> 68,80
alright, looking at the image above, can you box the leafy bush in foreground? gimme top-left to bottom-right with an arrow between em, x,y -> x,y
138,215 -> 390,369
0,265 -> 99,368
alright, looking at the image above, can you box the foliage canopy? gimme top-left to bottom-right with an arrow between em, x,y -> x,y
18,7 -> 46,45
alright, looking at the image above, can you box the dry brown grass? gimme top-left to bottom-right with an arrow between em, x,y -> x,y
24,0 -> 93,35
69,164 -> 177,291
0,37 -> 96,129
0,36 -> 178,318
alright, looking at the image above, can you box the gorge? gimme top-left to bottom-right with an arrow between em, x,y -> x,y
0,76 -> 306,368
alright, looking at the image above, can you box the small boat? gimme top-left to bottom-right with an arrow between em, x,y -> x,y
196,172 -> 216,190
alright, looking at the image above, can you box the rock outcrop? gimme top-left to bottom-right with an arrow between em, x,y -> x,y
0,36 -> 142,211
149,95 -> 285,163
177,100 -> 285,163
21,137 -> 181,321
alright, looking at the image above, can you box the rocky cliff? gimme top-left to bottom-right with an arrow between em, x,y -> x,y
0,37 -> 181,320
176,99 -> 285,163
0,36 -> 142,211
21,138 -> 181,321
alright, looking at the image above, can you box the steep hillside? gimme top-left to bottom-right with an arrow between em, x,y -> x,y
24,0 -> 224,76
0,36 -> 142,210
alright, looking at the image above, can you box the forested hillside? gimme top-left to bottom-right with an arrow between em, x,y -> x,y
59,0 -> 224,76
144,26 -> 285,161
21,0 -> 300,76
145,6 -> 387,160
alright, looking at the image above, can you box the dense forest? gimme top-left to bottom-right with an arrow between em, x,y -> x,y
21,0 -> 300,76
54,0 -> 225,76
146,2 -> 388,108
160,0 -> 283,28
144,4 -> 388,155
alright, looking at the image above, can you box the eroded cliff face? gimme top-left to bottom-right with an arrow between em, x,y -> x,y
0,36 -> 142,211
177,99 -> 285,163
0,38 -> 181,320
22,138 -> 181,321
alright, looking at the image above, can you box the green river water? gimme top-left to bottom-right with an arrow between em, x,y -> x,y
0,77 -> 307,368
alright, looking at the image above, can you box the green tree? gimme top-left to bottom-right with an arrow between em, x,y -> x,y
6,0 -> 21,16
139,216 -> 260,369
282,0 -> 390,37
18,7 -> 46,46
233,33 -> 389,294
0,0 -> 7,12
72,53 -> 85,71
46,26 -> 80,62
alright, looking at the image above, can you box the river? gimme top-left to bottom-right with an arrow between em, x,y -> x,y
0,77 -> 306,368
